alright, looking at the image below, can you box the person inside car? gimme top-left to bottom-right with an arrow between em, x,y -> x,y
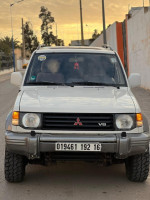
36,59 -> 64,83
84,58 -> 115,84
101,58 -> 116,84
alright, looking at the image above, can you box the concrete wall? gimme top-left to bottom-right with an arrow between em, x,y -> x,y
90,7 -> 150,88
90,22 -> 125,67
71,40 -> 91,46
91,22 -> 118,51
17,59 -> 29,71
127,7 -> 150,89
0,68 -> 13,76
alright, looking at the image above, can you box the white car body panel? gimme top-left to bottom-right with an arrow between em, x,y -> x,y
17,86 -> 139,114
13,91 -> 24,111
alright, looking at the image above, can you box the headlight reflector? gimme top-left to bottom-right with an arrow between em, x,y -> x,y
116,115 -> 134,130
22,113 -> 40,128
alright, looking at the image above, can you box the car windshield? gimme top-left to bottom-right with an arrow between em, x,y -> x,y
25,53 -> 127,87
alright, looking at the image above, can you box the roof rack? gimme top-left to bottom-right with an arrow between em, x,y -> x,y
36,46 -> 108,50
36,45 -> 114,52
101,44 -> 113,51
37,44 -> 47,50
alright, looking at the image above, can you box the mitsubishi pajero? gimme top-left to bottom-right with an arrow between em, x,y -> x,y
5,46 -> 149,182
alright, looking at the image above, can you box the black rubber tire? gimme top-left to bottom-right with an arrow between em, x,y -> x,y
125,151 -> 149,182
5,150 -> 26,183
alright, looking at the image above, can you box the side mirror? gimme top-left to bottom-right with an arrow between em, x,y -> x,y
11,72 -> 23,87
128,73 -> 141,88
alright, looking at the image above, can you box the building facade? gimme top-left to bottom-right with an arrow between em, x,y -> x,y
91,7 -> 150,89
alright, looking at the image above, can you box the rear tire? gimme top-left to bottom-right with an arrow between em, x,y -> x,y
5,150 -> 27,183
125,151 -> 149,182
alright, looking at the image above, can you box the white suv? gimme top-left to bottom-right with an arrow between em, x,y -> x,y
5,46 -> 149,182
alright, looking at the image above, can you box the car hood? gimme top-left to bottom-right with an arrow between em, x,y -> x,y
18,86 -> 137,113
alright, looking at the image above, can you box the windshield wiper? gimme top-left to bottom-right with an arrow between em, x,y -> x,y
26,81 -> 66,86
26,81 -> 120,88
71,82 -> 120,88
26,81 -> 75,87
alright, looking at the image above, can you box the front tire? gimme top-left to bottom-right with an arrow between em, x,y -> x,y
5,150 -> 27,183
125,151 -> 149,182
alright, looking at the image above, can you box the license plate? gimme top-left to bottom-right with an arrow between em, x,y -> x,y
55,143 -> 102,152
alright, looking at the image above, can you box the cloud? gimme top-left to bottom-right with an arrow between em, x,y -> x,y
0,0 -> 148,45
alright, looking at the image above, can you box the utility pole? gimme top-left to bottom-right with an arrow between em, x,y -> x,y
56,23 -> 58,46
86,24 -> 90,40
79,0 -> 84,46
9,0 -> 24,72
10,4 -> 15,72
102,0 -> 107,44
143,0 -> 144,7
128,4 -> 130,12
53,22 -> 58,46
22,18 -> 25,60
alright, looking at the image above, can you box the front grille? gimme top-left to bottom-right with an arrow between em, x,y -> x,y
42,113 -> 114,131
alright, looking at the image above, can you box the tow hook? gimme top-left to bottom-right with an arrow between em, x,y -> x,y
31,131 -> 36,137
121,132 -> 127,138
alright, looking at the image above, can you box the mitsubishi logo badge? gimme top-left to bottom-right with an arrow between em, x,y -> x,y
74,118 -> 83,126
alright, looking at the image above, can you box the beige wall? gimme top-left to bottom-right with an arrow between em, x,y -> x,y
127,7 -> 150,89
90,22 -> 118,52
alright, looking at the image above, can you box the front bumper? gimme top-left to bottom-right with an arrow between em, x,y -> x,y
5,131 -> 150,159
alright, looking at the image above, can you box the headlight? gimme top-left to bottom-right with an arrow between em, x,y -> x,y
116,114 -> 134,130
22,113 -> 41,128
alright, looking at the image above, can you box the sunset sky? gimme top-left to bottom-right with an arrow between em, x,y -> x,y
0,0 -> 149,45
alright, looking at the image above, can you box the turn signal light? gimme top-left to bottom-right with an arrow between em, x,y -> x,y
12,111 -> 19,126
136,113 -> 143,127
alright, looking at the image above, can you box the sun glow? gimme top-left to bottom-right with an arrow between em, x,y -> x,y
0,0 -> 149,45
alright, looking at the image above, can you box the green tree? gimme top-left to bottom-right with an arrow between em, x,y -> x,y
23,22 -> 39,53
92,29 -> 100,40
39,6 -> 55,46
56,39 -> 64,46
0,36 -> 20,55
39,6 -> 64,46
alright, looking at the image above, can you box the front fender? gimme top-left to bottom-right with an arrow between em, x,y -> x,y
5,111 -> 12,131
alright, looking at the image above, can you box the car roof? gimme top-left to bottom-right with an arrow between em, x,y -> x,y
35,46 -> 115,55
